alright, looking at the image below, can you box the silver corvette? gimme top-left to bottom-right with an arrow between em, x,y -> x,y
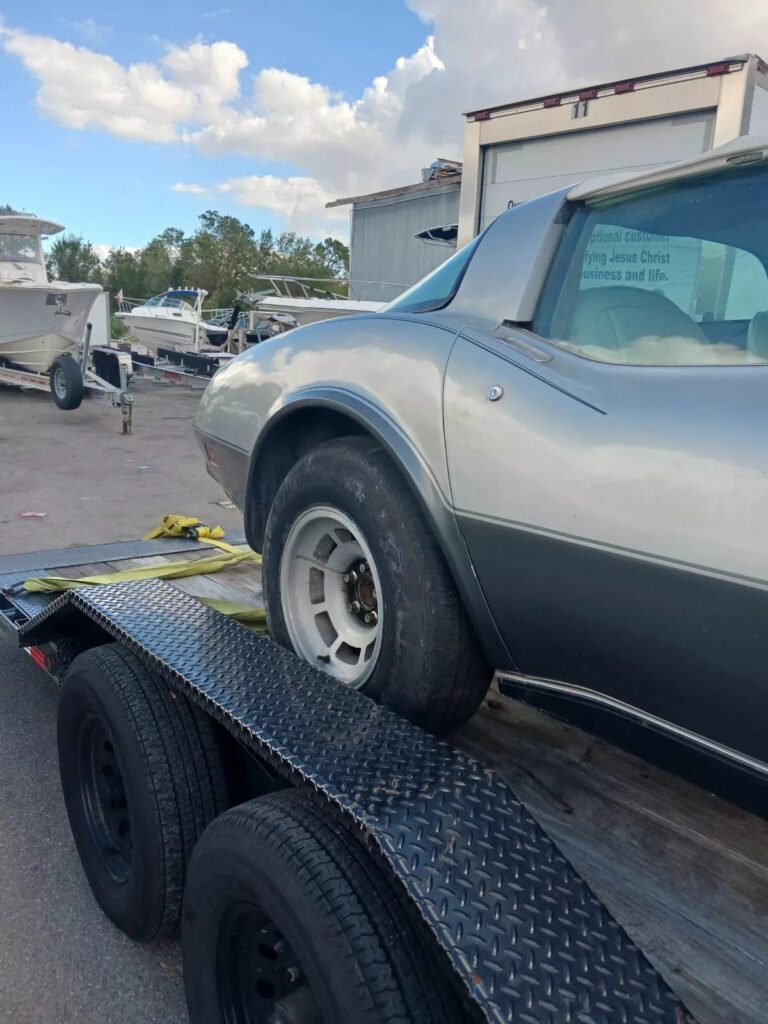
195,135 -> 768,771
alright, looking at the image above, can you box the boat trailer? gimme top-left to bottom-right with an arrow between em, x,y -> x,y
0,323 -> 134,432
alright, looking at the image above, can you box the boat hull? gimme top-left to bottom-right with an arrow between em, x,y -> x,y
117,312 -> 227,354
0,284 -> 101,373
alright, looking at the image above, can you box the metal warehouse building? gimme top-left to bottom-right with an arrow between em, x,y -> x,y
327,166 -> 461,302
458,53 -> 768,245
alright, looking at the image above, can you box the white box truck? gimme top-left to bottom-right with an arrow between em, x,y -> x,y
458,53 -> 768,244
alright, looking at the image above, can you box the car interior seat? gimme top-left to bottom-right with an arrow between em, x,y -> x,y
567,286 -> 707,351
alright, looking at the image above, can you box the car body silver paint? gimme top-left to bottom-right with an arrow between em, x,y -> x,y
194,168 -> 768,772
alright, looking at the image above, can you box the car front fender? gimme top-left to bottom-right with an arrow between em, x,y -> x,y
245,385 -> 514,670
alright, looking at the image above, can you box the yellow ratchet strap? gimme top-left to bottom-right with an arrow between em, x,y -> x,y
22,517 -> 265,633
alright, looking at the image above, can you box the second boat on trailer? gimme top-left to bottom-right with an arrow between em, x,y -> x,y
115,288 -> 229,354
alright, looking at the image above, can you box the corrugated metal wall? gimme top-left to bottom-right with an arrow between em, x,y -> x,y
349,183 -> 461,302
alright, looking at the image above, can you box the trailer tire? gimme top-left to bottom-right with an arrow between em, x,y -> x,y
182,789 -> 465,1024
263,435 -> 490,732
49,354 -> 84,410
57,642 -> 231,942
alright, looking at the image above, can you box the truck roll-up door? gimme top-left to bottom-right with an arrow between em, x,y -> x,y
479,111 -> 715,231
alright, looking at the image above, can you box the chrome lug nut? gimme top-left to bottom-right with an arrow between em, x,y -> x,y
348,601 -> 361,614
343,570 -> 358,584
364,611 -> 378,625
358,562 -> 366,573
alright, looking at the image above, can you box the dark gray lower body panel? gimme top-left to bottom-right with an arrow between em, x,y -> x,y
459,515 -> 768,765
14,578 -> 687,1024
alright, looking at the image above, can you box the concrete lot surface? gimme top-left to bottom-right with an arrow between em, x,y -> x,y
0,380 -> 242,555
0,380 -> 242,1022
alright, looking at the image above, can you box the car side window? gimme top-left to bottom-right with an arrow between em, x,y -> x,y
384,235 -> 482,314
534,165 -> 768,365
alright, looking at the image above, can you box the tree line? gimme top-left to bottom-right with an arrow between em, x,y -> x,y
43,210 -> 350,310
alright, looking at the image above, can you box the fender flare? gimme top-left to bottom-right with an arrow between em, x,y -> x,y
244,386 -> 513,669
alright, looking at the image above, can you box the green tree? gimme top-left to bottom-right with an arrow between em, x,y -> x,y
102,248 -> 147,304
55,211 -> 351,310
47,234 -> 102,283
178,210 -> 258,307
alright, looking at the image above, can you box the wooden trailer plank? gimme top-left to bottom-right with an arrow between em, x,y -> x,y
455,685 -> 768,1024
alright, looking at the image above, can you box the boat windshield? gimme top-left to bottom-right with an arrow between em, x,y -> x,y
144,295 -> 192,311
0,233 -> 40,263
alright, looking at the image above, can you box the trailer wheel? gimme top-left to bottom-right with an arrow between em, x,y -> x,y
263,435 -> 490,732
183,789 -> 464,1024
49,354 -> 84,410
57,643 -> 231,942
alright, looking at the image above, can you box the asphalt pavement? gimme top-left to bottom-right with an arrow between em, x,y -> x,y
0,380 -> 238,1022
0,639 -> 188,1024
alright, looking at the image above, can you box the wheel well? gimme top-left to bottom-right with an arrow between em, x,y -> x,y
245,408 -> 366,551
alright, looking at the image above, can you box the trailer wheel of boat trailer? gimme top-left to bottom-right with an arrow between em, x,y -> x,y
0,555 -> 692,1024
0,322 -> 134,430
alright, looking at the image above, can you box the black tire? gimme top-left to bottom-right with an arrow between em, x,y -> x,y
182,789 -> 465,1024
263,435 -> 490,732
49,354 -> 84,410
57,643 -> 231,942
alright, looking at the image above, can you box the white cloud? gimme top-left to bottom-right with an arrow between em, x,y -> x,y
64,17 -> 112,43
5,1 -> 768,234
0,25 -> 246,143
172,182 -> 211,196
217,175 -> 349,233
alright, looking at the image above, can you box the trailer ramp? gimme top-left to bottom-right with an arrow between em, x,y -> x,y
10,578 -> 689,1024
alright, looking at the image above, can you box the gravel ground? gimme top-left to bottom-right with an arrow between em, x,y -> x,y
0,379 -> 242,1022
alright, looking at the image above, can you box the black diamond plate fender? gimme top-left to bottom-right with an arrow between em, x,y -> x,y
17,579 -> 692,1024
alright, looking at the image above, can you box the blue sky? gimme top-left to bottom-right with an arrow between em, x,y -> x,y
0,0 -> 428,249
1,0 -> 762,254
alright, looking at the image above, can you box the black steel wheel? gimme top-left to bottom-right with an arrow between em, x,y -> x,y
49,354 -> 84,410
182,789 -> 464,1024
58,642 -> 231,942
76,711 -> 132,884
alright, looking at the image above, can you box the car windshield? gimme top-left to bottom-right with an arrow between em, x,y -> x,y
0,233 -> 40,264
384,234 -> 482,314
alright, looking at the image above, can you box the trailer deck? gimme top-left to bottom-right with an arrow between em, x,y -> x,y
1,537 -> 766,1024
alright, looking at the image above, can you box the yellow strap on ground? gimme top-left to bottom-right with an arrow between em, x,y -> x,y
22,548 -> 260,593
142,514 -> 243,554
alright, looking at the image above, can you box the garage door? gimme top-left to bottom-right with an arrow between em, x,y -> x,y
479,112 -> 715,232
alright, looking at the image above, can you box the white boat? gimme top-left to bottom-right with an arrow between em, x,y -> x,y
253,295 -> 384,327
116,289 -> 228,354
237,278 -> 383,331
0,215 -> 102,373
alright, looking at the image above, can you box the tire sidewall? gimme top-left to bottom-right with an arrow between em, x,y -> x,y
263,445 -> 427,713
58,662 -> 167,939
184,820 -> 376,1024
49,355 -> 83,410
